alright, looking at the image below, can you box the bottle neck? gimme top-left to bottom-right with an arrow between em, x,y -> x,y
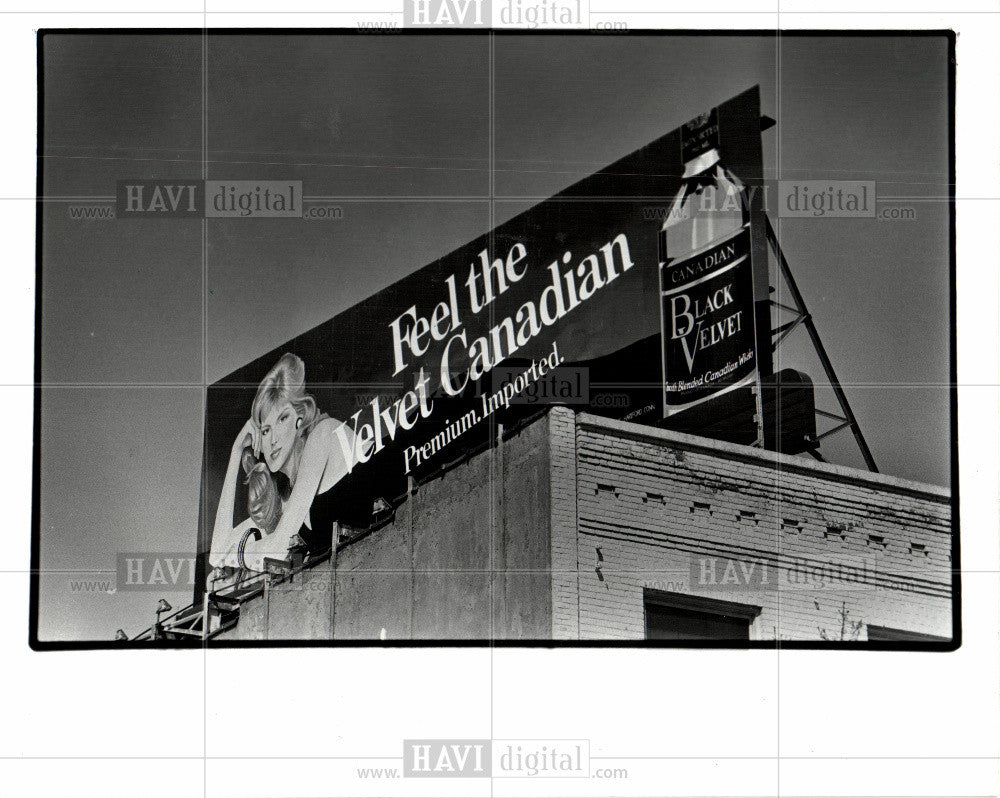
681,148 -> 720,179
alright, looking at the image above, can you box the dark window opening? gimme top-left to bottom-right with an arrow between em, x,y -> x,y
644,589 -> 762,641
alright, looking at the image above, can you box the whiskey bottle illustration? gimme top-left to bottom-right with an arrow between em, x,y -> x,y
658,106 -> 762,445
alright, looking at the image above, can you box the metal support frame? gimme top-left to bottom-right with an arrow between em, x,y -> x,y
764,216 -> 879,473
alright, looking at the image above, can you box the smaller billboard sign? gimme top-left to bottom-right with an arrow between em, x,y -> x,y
660,223 -> 758,416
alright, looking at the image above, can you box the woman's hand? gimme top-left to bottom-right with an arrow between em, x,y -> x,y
233,418 -> 261,458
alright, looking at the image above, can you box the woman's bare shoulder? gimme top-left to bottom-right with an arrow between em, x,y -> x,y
310,415 -> 341,440
309,415 -> 370,468
306,416 -> 350,457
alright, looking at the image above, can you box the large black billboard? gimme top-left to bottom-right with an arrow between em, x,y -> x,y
197,86 -> 771,587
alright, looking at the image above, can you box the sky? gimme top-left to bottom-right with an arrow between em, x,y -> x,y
37,32 -> 951,641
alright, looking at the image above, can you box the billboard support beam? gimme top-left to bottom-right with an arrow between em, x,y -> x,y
764,216 -> 879,473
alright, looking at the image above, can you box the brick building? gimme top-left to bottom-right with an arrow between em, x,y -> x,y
197,406 -> 952,644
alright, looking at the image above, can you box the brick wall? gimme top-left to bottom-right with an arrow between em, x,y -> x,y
563,412 -> 952,642
549,407 -> 580,639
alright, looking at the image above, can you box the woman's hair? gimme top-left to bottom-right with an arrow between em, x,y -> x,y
241,353 -> 320,534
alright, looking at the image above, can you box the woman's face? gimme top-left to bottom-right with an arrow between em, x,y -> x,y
260,401 -> 298,473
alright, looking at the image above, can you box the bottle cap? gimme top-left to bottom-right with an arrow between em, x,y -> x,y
681,106 -> 721,166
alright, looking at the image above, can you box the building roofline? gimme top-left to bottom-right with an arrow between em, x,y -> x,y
574,411 -> 950,502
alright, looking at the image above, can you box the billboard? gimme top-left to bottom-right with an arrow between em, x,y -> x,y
196,86 -> 771,592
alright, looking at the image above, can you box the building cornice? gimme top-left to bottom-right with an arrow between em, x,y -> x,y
574,411 -> 950,503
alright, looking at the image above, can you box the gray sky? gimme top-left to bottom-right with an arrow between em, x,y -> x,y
38,32 -> 951,641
